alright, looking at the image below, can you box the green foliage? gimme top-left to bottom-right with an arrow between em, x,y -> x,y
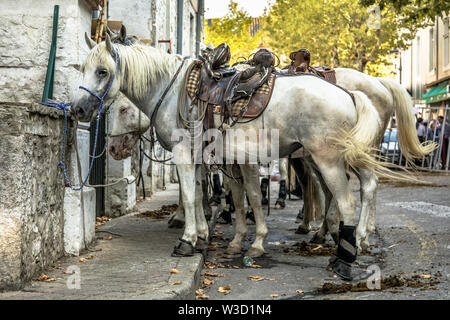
264,0 -> 417,76
360,0 -> 450,26
204,1 -> 264,65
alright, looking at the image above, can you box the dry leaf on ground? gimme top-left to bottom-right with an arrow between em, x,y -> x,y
423,274 -> 431,279
195,289 -> 209,300
87,255 -> 94,259
79,258 -> 86,262
170,268 -> 180,274
270,294 -> 279,298
106,236 -> 113,240
203,271 -> 224,277
37,274 -> 56,282
251,264 -> 262,268
248,276 -> 265,282
172,281 -> 182,285
218,285 -> 231,294
296,289 -> 304,294
203,278 -> 214,286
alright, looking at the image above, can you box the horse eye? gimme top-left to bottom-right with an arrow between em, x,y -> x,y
120,107 -> 128,114
97,69 -> 108,77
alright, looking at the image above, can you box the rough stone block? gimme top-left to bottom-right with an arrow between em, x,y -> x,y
63,187 -> 96,256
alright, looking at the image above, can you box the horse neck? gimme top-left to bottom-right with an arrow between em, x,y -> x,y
118,53 -> 192,150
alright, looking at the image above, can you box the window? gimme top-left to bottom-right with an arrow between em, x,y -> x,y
444,17 -> 449,66
429,27 -> 435,72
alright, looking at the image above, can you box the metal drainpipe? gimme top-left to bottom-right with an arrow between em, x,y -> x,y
42,5 -> 59,102
195,0 -> 204,57
177,0 -> 183,55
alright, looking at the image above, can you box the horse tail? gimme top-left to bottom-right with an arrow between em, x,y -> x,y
330,90 -> 424,182
377,77 -> 437,165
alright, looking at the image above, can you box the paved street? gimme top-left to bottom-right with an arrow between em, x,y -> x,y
0,174 -> 448,300
199,174 -> 450,300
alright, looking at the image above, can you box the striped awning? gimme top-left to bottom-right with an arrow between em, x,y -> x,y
420,80 -> 450,104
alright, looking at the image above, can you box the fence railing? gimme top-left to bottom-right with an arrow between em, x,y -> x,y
379,104 -> 450,172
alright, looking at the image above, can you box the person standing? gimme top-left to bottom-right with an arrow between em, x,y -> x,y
438,116 -> 450,169
417,117 -> 426,143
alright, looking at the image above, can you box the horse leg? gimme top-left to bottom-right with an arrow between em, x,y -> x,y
275,157 -> 288,209
242,164 -> 268,257
355,168 -> 378,252
171,163 -> 198,257
194,165 -> 210,251
312,156 -> 358,280
225,166 -> 247,255
168,166 -> 185,228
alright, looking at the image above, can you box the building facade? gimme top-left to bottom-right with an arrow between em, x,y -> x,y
0,0 -> 204,290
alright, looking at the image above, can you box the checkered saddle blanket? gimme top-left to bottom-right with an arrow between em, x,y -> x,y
186,62 -> 276,119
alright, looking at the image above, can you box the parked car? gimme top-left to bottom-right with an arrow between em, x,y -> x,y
380,128 -> 402,164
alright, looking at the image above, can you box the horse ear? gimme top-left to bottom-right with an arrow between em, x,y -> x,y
85,32 -> 96,49
105,33 -> 115,57
120,24 -> 127,42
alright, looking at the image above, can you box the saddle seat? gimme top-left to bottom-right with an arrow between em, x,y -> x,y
285,48 -> 337,84
187,43 -> 277,128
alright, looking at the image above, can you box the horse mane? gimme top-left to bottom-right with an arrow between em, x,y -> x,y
82,42 -> 183,101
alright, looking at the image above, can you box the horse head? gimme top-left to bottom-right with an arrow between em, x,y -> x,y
72,33 -> 121,122
108,95 -> 150,160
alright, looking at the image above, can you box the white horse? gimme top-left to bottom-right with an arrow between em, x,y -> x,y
72,36 -> 413,279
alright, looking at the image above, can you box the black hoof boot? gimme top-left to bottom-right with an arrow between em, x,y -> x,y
246,211 -> 255,224
217,210 -> 232,224
275,180 -> 287,209
195,237 -> 209,253
171,238 -> 195,257
211,173 -> 222,204
330,222 -> 357,280
260,178 -> 269,205
295,206 -> 304,223
225,191 -> 235,213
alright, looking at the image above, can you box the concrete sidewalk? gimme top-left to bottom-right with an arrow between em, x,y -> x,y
0,183 -> 203,300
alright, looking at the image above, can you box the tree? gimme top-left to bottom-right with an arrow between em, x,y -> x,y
204,1 -> 264,65
264,0 -> 419,76
360,0 -> 450,27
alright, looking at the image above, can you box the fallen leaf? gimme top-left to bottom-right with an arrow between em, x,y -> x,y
170,268 -> 180,274
266,278 -> 275,281
251,264 -> 262,269
79,258 -> 86,262
423,274 -> 431,279
203,278 -> 214,286
281,293 -> 286,296
172,281 -> 182,285
232,265 -> 240,269
296,289 -> 304,294
106,236 -> 113,240
87,255 -> 94,259
248,276 -> 265,282
37,274 -> 56,282
203,271 -> 224,277
270,294 -> 279,298
195,289 -> 209,300
218,285 -> 231,294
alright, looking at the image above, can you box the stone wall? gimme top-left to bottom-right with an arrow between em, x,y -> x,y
0,0 -> 93,290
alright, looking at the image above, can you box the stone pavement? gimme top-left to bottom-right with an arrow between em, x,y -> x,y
0,183 -> 203,300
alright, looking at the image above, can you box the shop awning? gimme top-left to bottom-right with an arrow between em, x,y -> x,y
420,80 -> 450,104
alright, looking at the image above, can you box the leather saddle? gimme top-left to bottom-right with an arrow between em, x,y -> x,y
196,43 -> 275,123
285,48 -> 336,84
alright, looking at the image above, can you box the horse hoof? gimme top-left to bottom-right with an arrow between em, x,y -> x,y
274,200 -> 285,209
310,233 -> 326,244
295,225 -> 310,234
195,237 -> 209,253
171,239 -> 195,257
225,245 -> 242,255
246,247 -> 266,258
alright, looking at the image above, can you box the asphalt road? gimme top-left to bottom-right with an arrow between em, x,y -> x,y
198,174 -> 450,300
